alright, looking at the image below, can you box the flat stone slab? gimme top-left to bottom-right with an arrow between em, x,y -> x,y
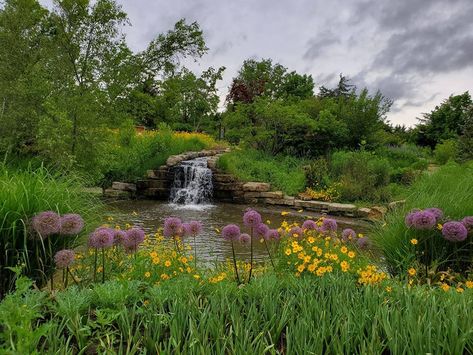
103,189 -> 133,199
242,182 -> 271,192
264,197 -> 295,206
294,200 -> 330,211
356,207 -> 372,218
111,182 -> 137,192
327,203 -> 357,213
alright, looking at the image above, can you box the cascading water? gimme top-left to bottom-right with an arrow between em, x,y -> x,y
170,157 -> 213,205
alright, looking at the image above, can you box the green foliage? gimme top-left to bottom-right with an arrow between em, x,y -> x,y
371,162 -> 473,275
434,139 -> 459,164
2,274 -> 473,353
217,149 -> 306,195
0,164 -> 102,296
304,157 -> 330,189
415,92 -> 472,148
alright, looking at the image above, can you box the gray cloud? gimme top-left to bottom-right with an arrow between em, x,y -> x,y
304,31 -> 340,60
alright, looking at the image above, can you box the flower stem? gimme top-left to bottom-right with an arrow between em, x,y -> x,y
231,240 -> 240,284
102,248 -> 105,283
65,267 -> 69,288
264,239 -> 275,270
248,227 -> 254,283
67,267 -> 79,286
93,248 -> 97,283
193,235 -> 197,268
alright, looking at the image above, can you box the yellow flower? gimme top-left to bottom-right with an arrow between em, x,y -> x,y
149,251 -> 158,258
307,236 -> 315,244
456,287 -> 464,293
440,283 -> 450,292
152,257 -> 160,265
408,268 -> 416,276
164,260 -> 171,267
410,239 -> 418,245
285,248 -> 292,256
180,256 -> 188,264
308,264 -> 316,272
437,223 -> 443,230
297,264 -> 305,273
465,281 -> 473,289
281,211 -> 290,216
107,216 -> 114,222
266,220 -> 271,224
143,300 -> 150,306
385,286 -> 392,293
144,271 -> 151,278
193,274 -> 201,279
340,261 -> 349,272
348,251 -> 356,259
340,246 -> 348,254
160,273 -> 170,280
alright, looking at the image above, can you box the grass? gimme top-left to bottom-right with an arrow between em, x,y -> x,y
371,161 -> 473,275
216,148 -> 306,196
2,272 -> 473,354
0,164 -> 102,296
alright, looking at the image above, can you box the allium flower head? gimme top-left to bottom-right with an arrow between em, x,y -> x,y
411,211 -> 436,230
425,208 -> 444,221
125,228 -> 145,247
188,220 -> 203,236
289,226 -> 303,237
356,236 -> 370,249
182,223 -> 191,236
222,224 -> 241,241
59,214 -> 84,235
321,218 -> 337,232
31,211 -> 61,237
113,230 -> 127,246
265,229 -> 280,241
462,216 -> 473,233
302,220 -> 317,230
442,221 -> 468,242
54,249 -> 75,268
239,233 -> 251,245
89,227 -> 114,248
341,228 -> 356,242
405,211 -> 417,228
243,209 -> 262,228
255,223 -> 269,238
163,217 -> 183,238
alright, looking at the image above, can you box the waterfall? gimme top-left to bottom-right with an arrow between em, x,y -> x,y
170,157 -> 213,205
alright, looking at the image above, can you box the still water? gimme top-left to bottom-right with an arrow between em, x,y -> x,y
106,200 -> 370,263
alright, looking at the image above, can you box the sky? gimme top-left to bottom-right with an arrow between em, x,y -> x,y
41,0 -> 473,127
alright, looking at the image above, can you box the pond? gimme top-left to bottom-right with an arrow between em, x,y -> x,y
107,200 -> 371,264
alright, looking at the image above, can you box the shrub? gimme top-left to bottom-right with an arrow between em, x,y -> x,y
371,162 -> 473,275
434,139 -> 459,164
0,165 -> 101,296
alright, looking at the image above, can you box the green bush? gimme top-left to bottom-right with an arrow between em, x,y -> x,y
0,165 -> 102,296
434,139 -> 459,164
217,149 -> 306,195
371,162 -> 473,275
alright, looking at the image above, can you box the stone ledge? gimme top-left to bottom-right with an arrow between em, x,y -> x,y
111,182 -> 137,192
242,182 -> 271,192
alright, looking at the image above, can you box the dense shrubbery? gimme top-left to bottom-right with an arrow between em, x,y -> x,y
371,162 -> 473,275
0,165 -> 101,297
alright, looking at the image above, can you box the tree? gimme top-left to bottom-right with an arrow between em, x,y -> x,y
415,92 -> 472,148
318,74 -> 355,99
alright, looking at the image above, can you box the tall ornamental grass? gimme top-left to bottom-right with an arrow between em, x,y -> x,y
0,165 -> 101,296
371,162 -> 473,275
1,273 -> 473,354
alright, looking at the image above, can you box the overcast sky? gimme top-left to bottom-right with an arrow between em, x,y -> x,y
41,0 -> 473,127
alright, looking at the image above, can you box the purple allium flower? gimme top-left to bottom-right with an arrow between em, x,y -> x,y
341,228 -> 356,242
425,208 -> 444,222
113,230 -> 127,246
289,226 -> 303,237
125,228 -> 145,247
462,216 -> 473,233
59,214 -> 84,235
405,213 -> 415,227
243,209 -> 262,228
356,237 -> 370,249
188,220 -> 203,236
265,229 -> 280,241
31,211 -> 61,237
163,217 -> 183,238
255,223 -> 270,238
321,218 -> 337,232
222,224 -> 241,241
411,211 -> 436,230
239,233 -> 251,245
54,249 -> 75,268
89,227 -> 114,249
302,220 -> 317,230
182,223 -> 191,236
442,221 -> 468,242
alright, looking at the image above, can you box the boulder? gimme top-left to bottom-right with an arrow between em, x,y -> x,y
356,208 -> 372,218
242,182 -> 271,192
212,174 -> 236,183
369,206 -> 388,220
